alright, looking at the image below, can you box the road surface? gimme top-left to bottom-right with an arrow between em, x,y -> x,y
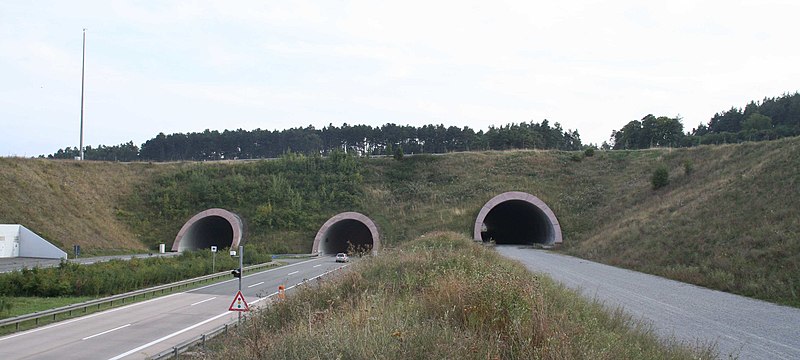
0,256 -> 346,359
496,246 -> 800,359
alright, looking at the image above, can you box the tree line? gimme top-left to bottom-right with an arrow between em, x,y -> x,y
45,120 -> 583,161
611,92 -> 800,149
44,92 -> 800,159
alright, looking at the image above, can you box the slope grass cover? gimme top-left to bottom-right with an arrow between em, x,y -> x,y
2,137 -> 798,306
202,232 -> 713,359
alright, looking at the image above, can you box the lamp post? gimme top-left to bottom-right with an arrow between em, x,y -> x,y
79,28 -> 86,161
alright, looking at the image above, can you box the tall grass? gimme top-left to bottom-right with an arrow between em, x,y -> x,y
202,232 -> 714,359
0,158 -> 175,252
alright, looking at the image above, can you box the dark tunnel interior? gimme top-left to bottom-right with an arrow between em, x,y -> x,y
320,219 -> 373,254
181,216 -> 235,251
480,200 -> 553,245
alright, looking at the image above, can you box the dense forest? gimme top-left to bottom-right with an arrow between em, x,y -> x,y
611,92 -> 800,149
46,120 -> 581,161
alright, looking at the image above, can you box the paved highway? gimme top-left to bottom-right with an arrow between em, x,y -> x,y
0,256 -> 346,359
496,246 -> 800,360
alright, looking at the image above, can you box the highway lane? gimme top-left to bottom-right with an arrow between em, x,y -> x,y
0,256 -> 347,360
496,246 -> 800,360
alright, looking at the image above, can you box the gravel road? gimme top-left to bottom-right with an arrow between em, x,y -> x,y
496,246 -> 800,360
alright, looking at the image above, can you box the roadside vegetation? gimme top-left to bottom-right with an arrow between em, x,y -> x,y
201,232 -> 713,359
0,295 -> 92,319
0,250 -> 271,319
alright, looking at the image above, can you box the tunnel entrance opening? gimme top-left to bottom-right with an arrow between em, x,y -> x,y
182,216 -> 234,250
481,200 -> 551,245
172,208 -> 244,252
320,219 -> 373,255
313,212 -> 381,256
473,192 -> 562,246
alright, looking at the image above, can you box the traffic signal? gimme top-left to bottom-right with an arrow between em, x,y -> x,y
231,269 -> 241,278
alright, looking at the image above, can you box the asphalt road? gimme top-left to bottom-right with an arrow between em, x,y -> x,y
496,246 -> 800,359
0,256 -> 347,360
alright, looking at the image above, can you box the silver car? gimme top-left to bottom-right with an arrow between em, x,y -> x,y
335,253 -> 349,263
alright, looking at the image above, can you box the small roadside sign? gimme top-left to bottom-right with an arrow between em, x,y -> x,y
211,246 -> 217,252
228,290 -> 250,312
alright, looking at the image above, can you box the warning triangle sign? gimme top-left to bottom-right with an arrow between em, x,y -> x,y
228,290 -> 250,312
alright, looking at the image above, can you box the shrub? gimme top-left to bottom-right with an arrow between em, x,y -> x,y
651,166 -> 670,189
684,160 -> 694,176
0,249 -> 271,298
584,147 -> 595,157
393,146 -> 404,160
570,153 -> 583,162
0,297 -> 12,315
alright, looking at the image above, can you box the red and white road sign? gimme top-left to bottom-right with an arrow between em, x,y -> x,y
228,290 -> 250,312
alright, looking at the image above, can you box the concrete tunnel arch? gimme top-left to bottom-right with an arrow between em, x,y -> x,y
474,191 -> 562,245
312,212 -> 380,256
171,208 -> 244,252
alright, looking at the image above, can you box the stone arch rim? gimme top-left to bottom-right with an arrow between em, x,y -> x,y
473,191 -> 562,244
171,208 -> 244,252
313,212 -> 381,256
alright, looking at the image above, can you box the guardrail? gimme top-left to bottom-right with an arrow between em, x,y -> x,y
0,262 -> 277,333
146,265 -> 347,360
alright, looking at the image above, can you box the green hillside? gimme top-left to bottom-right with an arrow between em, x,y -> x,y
1,137 -> 798,305
0,159 -> 176,253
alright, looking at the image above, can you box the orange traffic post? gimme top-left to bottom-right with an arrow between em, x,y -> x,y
278,285 -> 285,300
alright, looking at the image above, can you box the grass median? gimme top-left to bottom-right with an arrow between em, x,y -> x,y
202,232 -> 715,359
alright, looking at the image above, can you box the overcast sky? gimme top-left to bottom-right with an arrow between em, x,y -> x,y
2,1 -> 799,157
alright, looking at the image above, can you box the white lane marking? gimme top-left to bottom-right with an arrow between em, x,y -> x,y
252,264 -> 349,305
108,259 -> 327,359
107,312 -> 231,360
189,257 -> 323,293
82,324 -> 131,340
287,271 -> 299,276
190,297 -> 217,306
313,264 -> 321,268
0,292 -> 183,342
247,282 -> 264,288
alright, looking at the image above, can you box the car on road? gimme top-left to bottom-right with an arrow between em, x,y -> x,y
335,253 -> 349,263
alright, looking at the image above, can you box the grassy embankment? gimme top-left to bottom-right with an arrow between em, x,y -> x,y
202,232 -> 713,359
1,137 -> 798,306
569,138 -> 799,306
0,158 -> 179,253
357,138 -> 799,306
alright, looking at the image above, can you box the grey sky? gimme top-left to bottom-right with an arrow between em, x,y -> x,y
2,1 -> 798,156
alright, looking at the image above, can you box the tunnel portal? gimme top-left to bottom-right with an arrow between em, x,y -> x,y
474,192 -> 562,245
172,208 -> 244,252
313,212 -> 380,256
